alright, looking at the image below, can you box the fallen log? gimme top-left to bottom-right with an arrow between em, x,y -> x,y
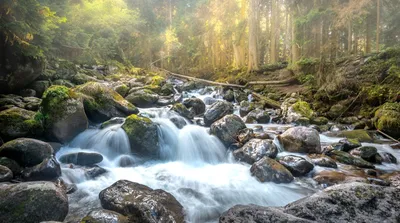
251,92 -> 281,109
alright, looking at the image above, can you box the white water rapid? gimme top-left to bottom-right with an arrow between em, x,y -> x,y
57,107 -> 315,223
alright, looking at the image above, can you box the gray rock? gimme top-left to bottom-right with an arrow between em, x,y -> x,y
81,209 -> 129,223
99,180 -> 184,223
0,181 -> 68,223
125,89 -> 159,108
278,155 -> 314,177
59,152 -> 103,166
308,154 -> 337,168
171,103 -> 194,119
0,165 -> 13,182
219,205 -> 313,223
0,138 -> 53,167
204,101 -> 233,126
183,97 -> 206,116
29,80 -> 50,97
22,157 -> 61,181
285,183 -> 400,223
250,157 -> 294,183
0,157 -> 22,176
210,114 -> 246,146
245,108 -> 270,124
326,150 -> 374,168
20,89 -> 36,97
278,127 -> 321,154
233,139 -> 278,164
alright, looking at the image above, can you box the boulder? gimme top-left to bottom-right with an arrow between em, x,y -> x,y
171,103 -> 194,120
381,152 -> 397,164
0,165 -> 13,182
245,108 -> 270,124
219,205 -> 313,223
310,116 -> 329,125
233,139 -> 278,164
99,180 -> 184,222
210,114 -> 246,146
113,84 -> 129,97
313,170 -> 367,186
236,128 -> 254,145
160,83 -> 175,96
59,152 -> 103,166
170,117 -> 187,129
331,129 -> 373,142
125,89 -> 159,108
23,96 -> 41,111
0,138 -> 53,167
0,107 -> 42,140
223,89 -> 235,102
281,99 -> 314,124
181,81 -> 197,91
0,181 -> 68,223
373,102 -> 400,138
40,85 -> 88,143
284,183 -> 400,223
53,79 -> 75,88
100,117 -> 125,129
84,166 -> 107,179
122,115 -> 159,156
22,157 -> 61,181
338,138 -> 362,152
204,101 -> 233,126
239,101 -> 255,117
0,157 -> 22,176
81,209 -> 129,223
278,155 -> 314,177
183,97 -> 206,116
250,157 -> 294,183
307,154 -> 337,168
75,82 -> 138,122
327,104 -> 345,119
29,80 -> 50,97
350,146 -> 380,163
326,150 -> 374,168
278,127 -> 321,154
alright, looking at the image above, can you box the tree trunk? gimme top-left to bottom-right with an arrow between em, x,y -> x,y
348,20 -> 352,54
270,0 -> 277,64
291,7 -> 300,63
376,0 -> 380,52
365,14 -> 372,53
248,0 -> 260,72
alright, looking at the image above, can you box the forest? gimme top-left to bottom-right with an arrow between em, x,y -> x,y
0,0 -> 400,223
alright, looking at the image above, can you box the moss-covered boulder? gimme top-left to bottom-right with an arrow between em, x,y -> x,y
326,150 -> 375,168
75,82 -> 138,123
210,114 -> 246,146
149,75 -> 166,86
0,181 -> 68,223
327,104 -> 345,119
160,83 -> 175,96
0,138 -> 53,167
333,130 -> 373,142
311,116 -> 329,125
113,84 -> 129,97
53,79 -> 75,88
40,85 -> 88,143
122,115 -> 159,156
0,107 -> 42,140
245,108 -> 270,124
171,103 -> 194,120
281,98 -> 314,124
373,102 -> 400,138
125,89 -> 159,108
250,157 -> 294,183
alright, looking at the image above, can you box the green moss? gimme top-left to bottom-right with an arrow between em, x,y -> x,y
114,84 -> 129,97
311,116 -> 329,125
0,107 -> 43,138
292,100 -> 314,118
144,84 -> 161,93
150,75 -> 166,86
122,115 -> 154,143
337,130 -> 373,142
373,102 -> 400,138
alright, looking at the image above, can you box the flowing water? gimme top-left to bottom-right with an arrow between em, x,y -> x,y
57,88 -> 400,223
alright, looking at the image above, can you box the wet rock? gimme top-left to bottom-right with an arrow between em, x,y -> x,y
278,127 -> 321,154
239,101 -> 255,117
0,138 -> 53,167
219,204 -> 313,223
236,128 -> 254,145
118,155 -> 136,167
245,108 -> 270,124
381,152 -> 397,164
48,142 -> 63,154
183,97 -> 206,116
373,102 -> 400,139
0,157 -> 22,176
170,117 -> 187,129
29,80 -> 50,97
53,79 -> 75,88
223,89 -> 235,102
382,172 -> 400,188
113,84 -> 129,97
181,81 -> 197,91
284,183 -> 400,223
250,157 -> 294,183
234,90 -> 248,103
312,170 -> 367,186
233,139 -> 278,164
41,85 -> 88,143
76,82 -> 138,122
160,83 -> 174,96
330,129 -> 373,142
59,152 -> 103,166
22,157 -> 61,181
326,150 -> 374,168
122,115 -> 159,156
85,166 -> 107,179
278,155 -> 314,177
99,180 -> 184,223
0,165 -> 13,182
204,101 -> 233,126
125,89 -> 159,108
203,96 -> 217,105
310,116 -> 329,125
308,154 -> 337,168
23,96 -> 41,111
0,107 -> 42,140
327,104 -> 344,119
338,138 -> 361,152
171,103 -> 194,120
281,98 -> 314,124
0,181 -> 68,223
81,209 -> 129,223
210,114 -> 246,146
100,117 -> 125,129
350,146 -> 381,163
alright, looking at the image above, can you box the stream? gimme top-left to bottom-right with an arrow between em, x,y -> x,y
56,86 -> 400,223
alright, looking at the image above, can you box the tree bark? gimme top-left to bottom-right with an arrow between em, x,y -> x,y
248,0 -> 260,72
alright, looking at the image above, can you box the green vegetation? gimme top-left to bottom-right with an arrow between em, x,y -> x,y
292,100 -> 314,118
374,102 -> 400,138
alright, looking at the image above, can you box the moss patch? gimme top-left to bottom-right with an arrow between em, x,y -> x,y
292,100 -> 314,118
374,102 -> 400,138
336,130 -> 373,142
